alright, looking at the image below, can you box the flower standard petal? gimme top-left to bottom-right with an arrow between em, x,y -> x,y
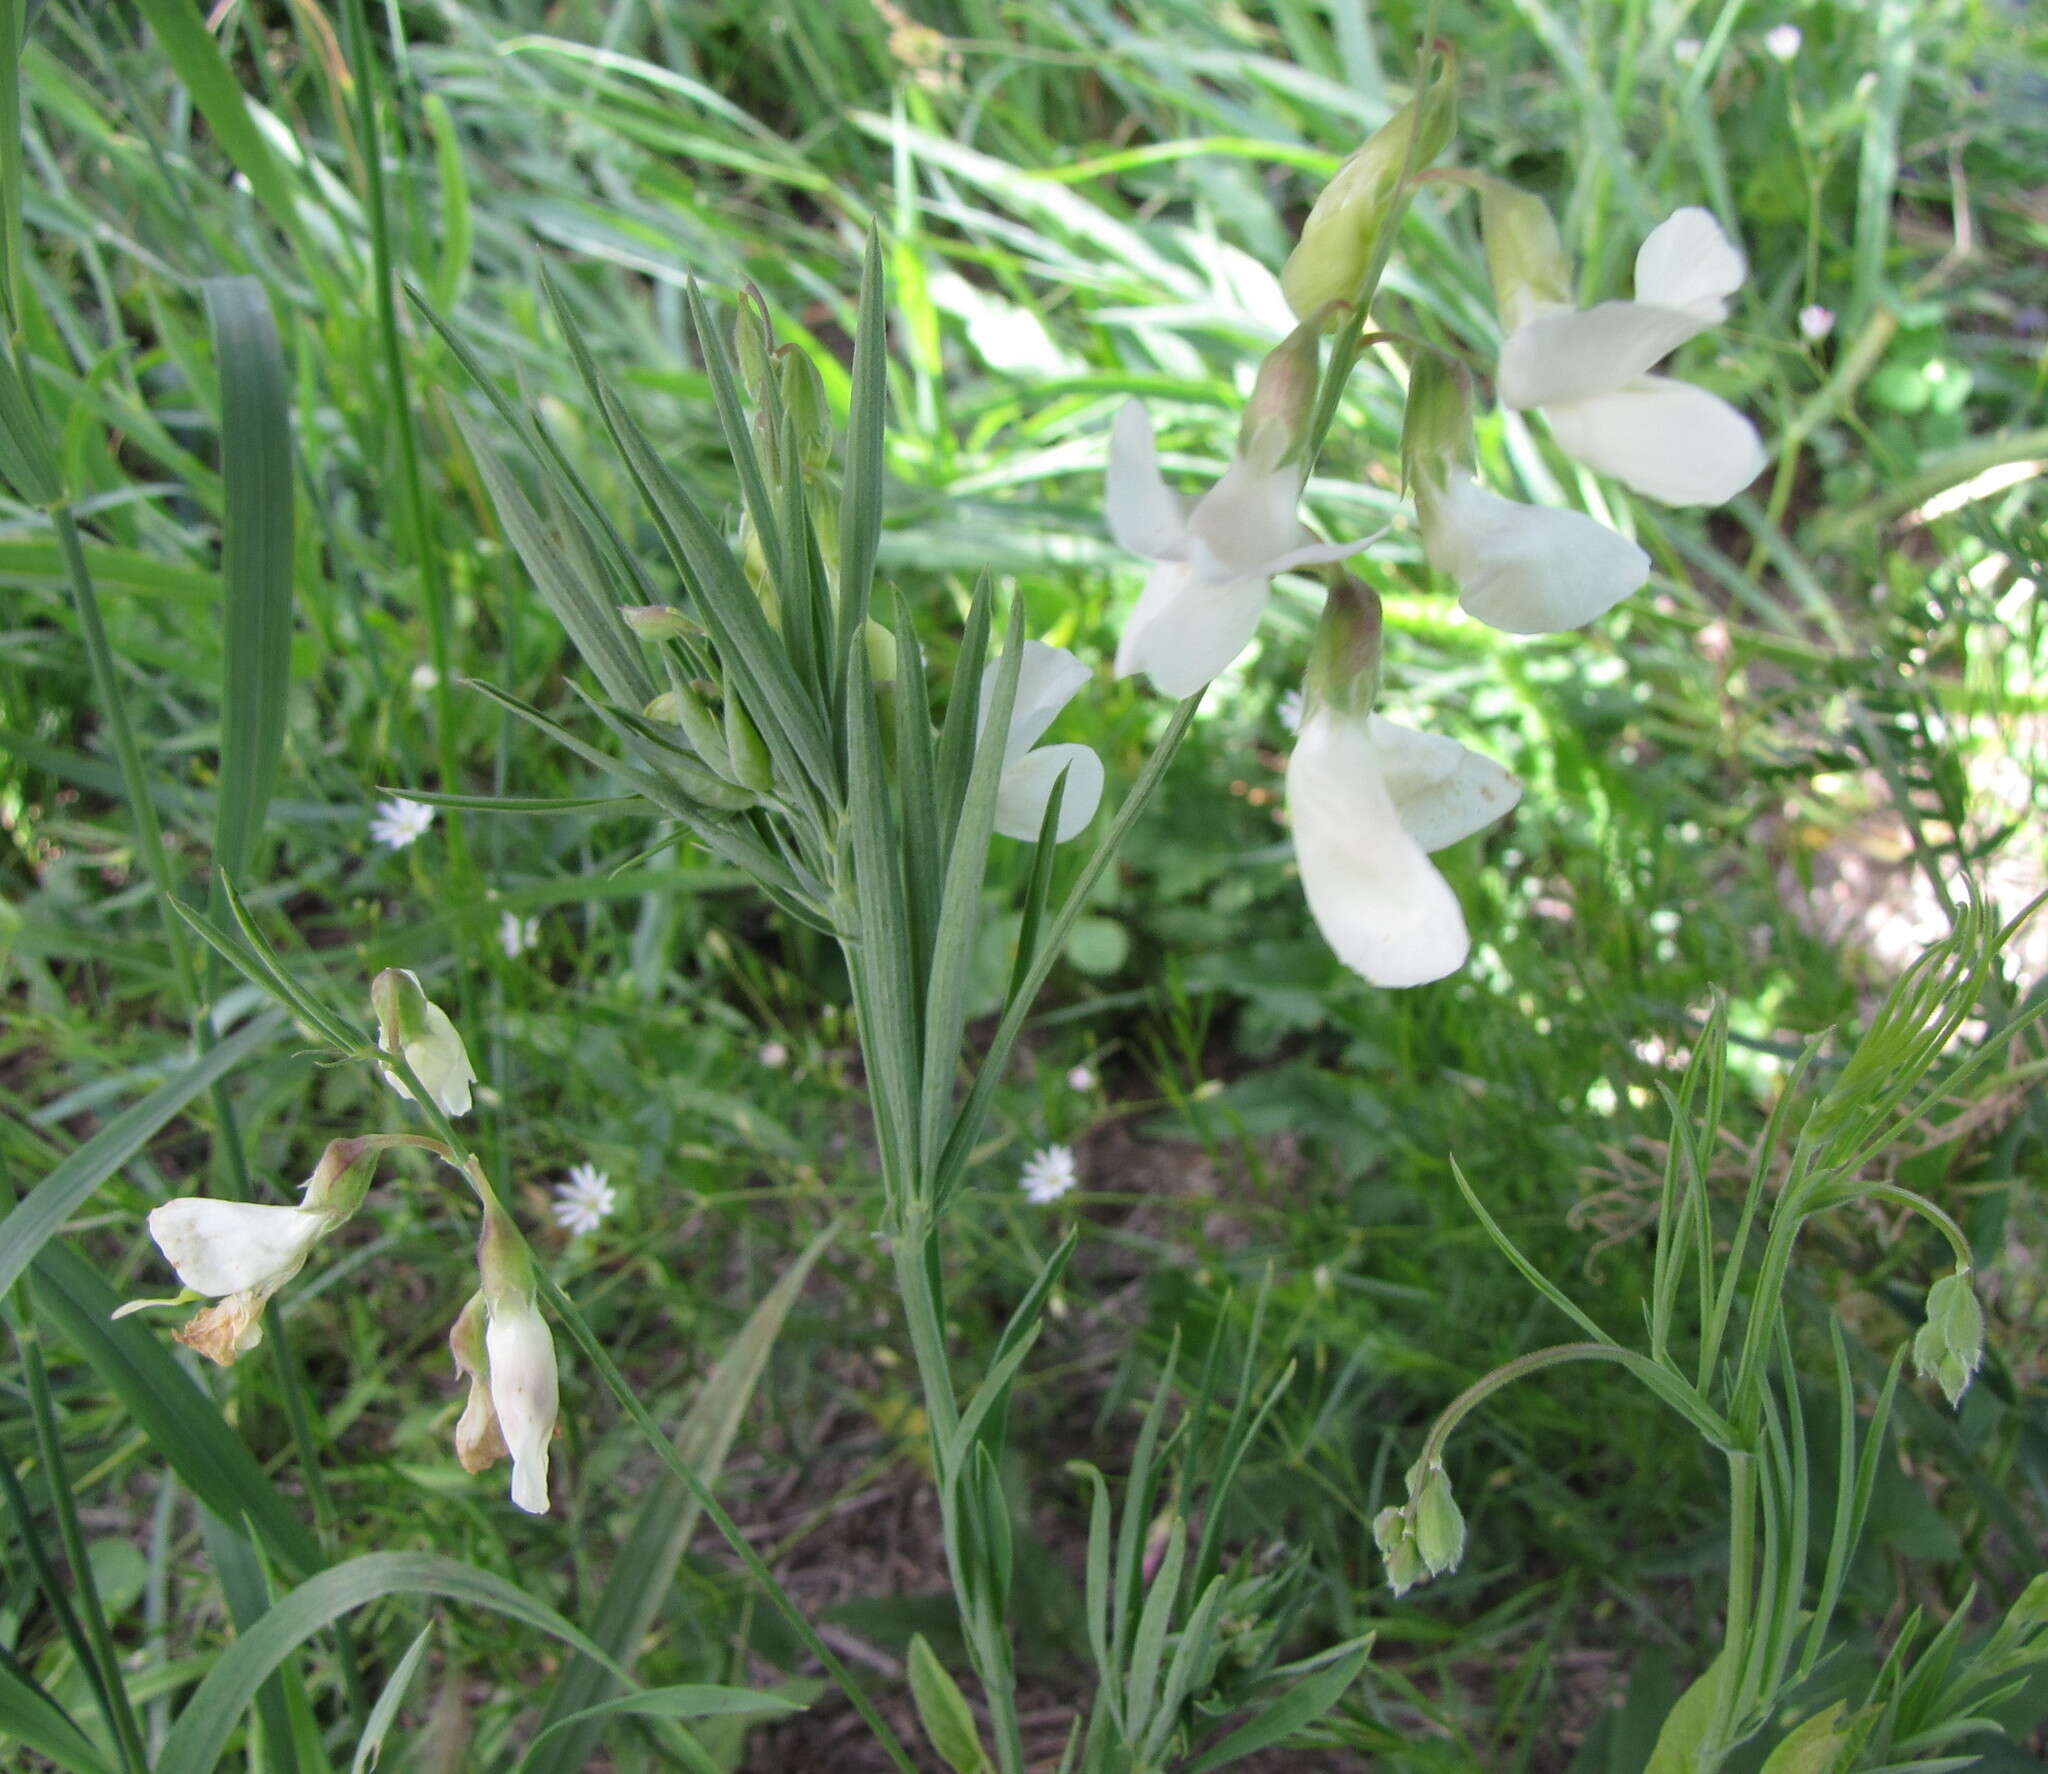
1498,299 -> 1716,408
1114,558 -> 1276,700
1183,457 -> 1317,575
1368,717 -> 1525,852
1287,709 -> 1472,988
1106,401 -> 1190,560
1633,206 -> 1747,320
995,742 -> 1105,842
1422,473 -> 1650,634
1544,377 -> 1767,506
146,1199 -> 328,1297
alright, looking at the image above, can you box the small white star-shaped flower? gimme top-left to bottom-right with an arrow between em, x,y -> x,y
498,910 -> 540,959
551,1164 -> 617,1236
369,796 -> 434,851
1019,1145 -> 1079,1205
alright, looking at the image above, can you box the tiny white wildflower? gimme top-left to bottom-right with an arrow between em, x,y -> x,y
1019,1144 -> 1079,1205
498,910 -> 540,959
1798,303 -> 1835,342
410,662 -> 442,694
757,1039 -> 789,1069
1763,23 -> 1802,61
1278,687 -> 1305,734
1673,36 -> 1702,65
369,796 -> 435,851
1066,1064 -> 1096,1092
550,1163 -> 617,1236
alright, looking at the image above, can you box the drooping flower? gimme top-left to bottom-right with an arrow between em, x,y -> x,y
978,641 -> 1104,842
456,1209 -> 561,1514
1107,324 -> 1371,698
135,1138 -> 380,1365
372,968 -> 478,1118
550,1163 -> 617,1236
1288,706 -> 1521,988
1490,201 -> 1767,507
1019,1145 -> 1079,1204
1403,353 -> 1650,634
369,796 -> 434,851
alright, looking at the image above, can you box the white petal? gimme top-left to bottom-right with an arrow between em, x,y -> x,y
1113,556 -> 1270,698
1287,711 -> 1472,989
147,1199 -> 326,1297
1184,456 -> 1312,576
1498,300 -> 1714,408
1106,401 -> 1189,561
1544,378 -> 1767,507
1423,473 -> 1649,633
1634,207 -> 1746,321
1368,717 -> 1524,852
979,639 -> 1090,763
485,1303 -> 559,1514
996,743 -> 1105,842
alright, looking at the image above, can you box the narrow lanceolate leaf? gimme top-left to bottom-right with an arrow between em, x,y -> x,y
349,1623 -> 434,1774
905,1636 -> 992,1774
0,0 -> 25,326
154,1554 -> 633,1774
0,1013 -> 278,1304
931,572 -> 994,843
683,278 -> 788,630
0,337 -> 59,504
0,1661 -> 119,1774
203,278 -> 294,887
31,1242 -> 322,1577
836,231 -> 888,702
1180,1638 -> 1375,1774
917,599 -> 1024,1172
525,1227 -> 835,1774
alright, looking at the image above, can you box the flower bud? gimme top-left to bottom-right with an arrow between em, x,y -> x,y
734,293 -> 772,399
1373,1503 -> 1427,1597
644,681 -> 734,779
1912,1268 -> 1985,1408
1410,1463 -> 1466,1576
371,969 -> 477,1118
1281,54 -> 1458,323
721,690 -> 775,793
621,603 -> 701,642
778,346 -> 833,470
1237,321 -> 1322,474
1478,179 -> 1573,332
1303,579 -> 1383,721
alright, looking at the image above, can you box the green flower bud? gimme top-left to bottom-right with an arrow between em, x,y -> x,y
1237,320 -> 1322,473
1373,1504 -> 1426,1597
1478,179 -> 1573,331
1913,1268 -> 1984,1408
1411,1464 -> 1466,1576
722,691 -> 775,794
621,603 -> 702,641
1303,579 -> 1383,721
734,293 -> 772,400
644,682 -> 734,779
299,1136 -> 382,1222
370,969 -> 477,1117
1281,54 -> 1458,323
778,346 -> 833,470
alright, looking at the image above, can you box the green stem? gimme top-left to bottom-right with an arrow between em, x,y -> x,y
1704,1451 -> 1759,1770
530,1263 -> 920,1774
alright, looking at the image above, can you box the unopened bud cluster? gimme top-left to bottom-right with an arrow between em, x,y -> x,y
1373,1458 -> 1466,1596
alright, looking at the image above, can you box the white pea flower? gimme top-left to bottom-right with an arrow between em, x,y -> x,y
978,640 -> 1104,842
1020,1144 -> 1080,1204
369,796 -> 434,851
550,1163 -> 617,1236
372,968 -> 478,1118
133,1138 -> 380,1366
1495,207 -> 1767,507
1404,354 -> 1649,634
449,1289 -> 560,1514
1288,707 -> 1521,988
1106,401 -> 1369,698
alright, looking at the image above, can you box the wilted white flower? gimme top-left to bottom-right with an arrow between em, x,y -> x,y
1763,23 -> 1802,61
757,1039 -> 789,1069
369,796 -> 434,851
1494,207 -> 1767,507
372,968 -> 478,1118
1066,1064 -> 1096,1092
498,910 -> 540,959
1019,1145 -> 1079,1204
1288,707 -> 1522,988
550,1163 -> 617,1236
978,641 -> 1104,842
1798,303 -> 1835,342
1107,328 -> 1371,697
